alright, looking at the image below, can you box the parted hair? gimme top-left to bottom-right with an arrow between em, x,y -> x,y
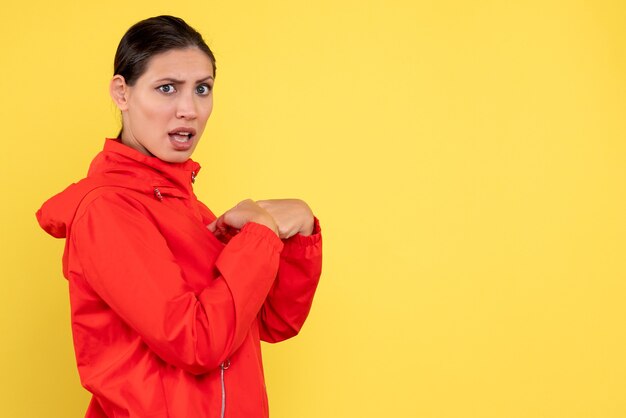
113,15 -> 216,85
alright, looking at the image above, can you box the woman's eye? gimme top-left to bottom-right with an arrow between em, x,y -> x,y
196,84 -> 212,95
158,84 -> 176,94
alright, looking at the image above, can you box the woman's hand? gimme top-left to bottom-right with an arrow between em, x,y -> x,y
256,199 -> 314,239
207,199 -> 279,241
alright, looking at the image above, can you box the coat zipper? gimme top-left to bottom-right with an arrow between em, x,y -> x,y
220,359 -> 230,418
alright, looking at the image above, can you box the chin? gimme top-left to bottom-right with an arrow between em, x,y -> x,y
161,152 -> 193,163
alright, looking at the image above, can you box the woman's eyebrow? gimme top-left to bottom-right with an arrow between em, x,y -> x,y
155,75 -> 214,84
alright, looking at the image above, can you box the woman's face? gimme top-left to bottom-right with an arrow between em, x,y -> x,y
112,47 -> 215,163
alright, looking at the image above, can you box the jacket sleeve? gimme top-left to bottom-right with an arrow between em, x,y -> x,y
258,217 -> 323,343
71,192 -> 283,375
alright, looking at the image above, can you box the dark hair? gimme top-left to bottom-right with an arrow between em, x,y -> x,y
114,15 -> 216,85
113,15 -> 216,138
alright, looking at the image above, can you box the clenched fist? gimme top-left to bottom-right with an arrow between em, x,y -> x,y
207,199 -> 279,242
256,199 -> 314,239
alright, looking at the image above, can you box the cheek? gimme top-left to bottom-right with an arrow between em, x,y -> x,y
201,98 -> 214,119
135,94 -> 174,125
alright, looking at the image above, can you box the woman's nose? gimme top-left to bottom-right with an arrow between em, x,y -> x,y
176,93 -> 198,119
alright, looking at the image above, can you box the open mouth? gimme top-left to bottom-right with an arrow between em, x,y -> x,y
169,132 -> 193,142
168,128 -> 196,143
167,128 -> 197,151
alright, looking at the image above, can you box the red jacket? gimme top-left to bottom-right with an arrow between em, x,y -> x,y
36,138 -> 322,418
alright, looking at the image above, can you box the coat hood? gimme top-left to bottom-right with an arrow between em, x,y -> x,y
36,138 -> 201,240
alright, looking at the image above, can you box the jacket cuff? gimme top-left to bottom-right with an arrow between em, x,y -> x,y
241,221 -> 284,252
281,217 -> 321,256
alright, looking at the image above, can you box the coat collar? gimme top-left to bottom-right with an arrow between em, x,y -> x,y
87,138 -> 201,197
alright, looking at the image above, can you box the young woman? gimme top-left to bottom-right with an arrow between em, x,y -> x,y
36,15 -> 322,418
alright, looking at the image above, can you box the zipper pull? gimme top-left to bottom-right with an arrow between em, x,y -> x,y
220,359 -> 231,418
154,188 -> 163,201
191,171 -> 196,184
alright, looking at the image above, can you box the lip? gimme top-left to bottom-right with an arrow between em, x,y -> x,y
168,127 -> 197,136
168,127 -> 197,151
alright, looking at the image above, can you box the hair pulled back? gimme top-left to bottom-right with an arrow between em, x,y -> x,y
114,15 -> 216,85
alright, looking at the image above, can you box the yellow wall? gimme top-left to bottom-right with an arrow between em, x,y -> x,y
2,1 -> 625,417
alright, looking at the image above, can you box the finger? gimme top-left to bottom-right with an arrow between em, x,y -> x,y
207,220 -> 217,233
215,215 -> 228,231
280,230 -> 297,240
236,198 -> 253,208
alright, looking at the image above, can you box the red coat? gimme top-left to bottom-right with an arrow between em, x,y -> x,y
36,138 -> 322,418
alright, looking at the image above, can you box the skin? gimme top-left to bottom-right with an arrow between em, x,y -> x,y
209,199 -> 314,241
256,199 -> 314,238
109,47 -> 314,239
109,47 -> 214,163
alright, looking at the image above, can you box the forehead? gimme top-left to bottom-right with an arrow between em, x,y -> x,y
142,47 -> 214,79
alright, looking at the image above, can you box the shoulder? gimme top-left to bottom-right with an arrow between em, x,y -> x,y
73,185 -> 153,230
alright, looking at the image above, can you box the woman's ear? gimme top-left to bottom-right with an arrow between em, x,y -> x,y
110,75 -> 130,111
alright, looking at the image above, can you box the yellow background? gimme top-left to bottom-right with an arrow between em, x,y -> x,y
1,1 -> 625,417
